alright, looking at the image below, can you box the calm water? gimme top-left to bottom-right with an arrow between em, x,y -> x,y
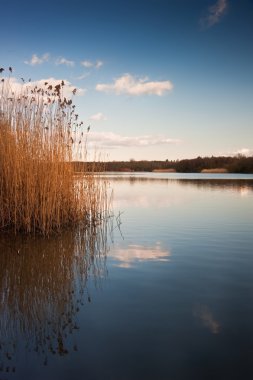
1,173 -> 253,380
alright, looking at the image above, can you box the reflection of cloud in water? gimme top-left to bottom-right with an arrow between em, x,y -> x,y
114,194 -> 181,209
239,187 -> 250,197
110,242 -> 171,268
111,178 -> 253,209
194,305 -> 221,335
113,185 -> 184,209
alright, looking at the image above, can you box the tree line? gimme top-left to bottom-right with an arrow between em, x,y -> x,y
73,155 -> 253,174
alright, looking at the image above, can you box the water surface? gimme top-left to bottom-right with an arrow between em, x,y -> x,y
1,173 -> 253,380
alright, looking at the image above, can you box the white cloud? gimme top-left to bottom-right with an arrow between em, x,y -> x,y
233,148 -> 253,157
81,60 -> 93,68
81,60 -> 103,69
221,147 -> 253,157
96,74 -> 173,96
87,131 -> 180,148
200,0 -> 228,28
3,77 -> 85,97
24,53 -> 50,66
89,112 -> 107,121
95,60 -> 103,69
76,72 -> 90,80
55,57 -> 75,67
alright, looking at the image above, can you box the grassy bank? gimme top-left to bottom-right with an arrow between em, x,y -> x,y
0,68 -> 109,235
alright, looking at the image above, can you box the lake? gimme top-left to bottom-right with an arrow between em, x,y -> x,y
1,173 -> 253,380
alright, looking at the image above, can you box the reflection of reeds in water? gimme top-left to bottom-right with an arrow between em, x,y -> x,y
0,221 -> 109,372
0,68 -> 109,234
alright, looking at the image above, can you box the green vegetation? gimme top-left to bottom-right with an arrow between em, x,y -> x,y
0,67 -> 109,235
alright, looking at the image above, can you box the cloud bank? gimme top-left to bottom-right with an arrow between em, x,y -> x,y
24,53 -> 50,66
87,132 -> 180,148
96,74 -> 173,96
200,0 -> 228,28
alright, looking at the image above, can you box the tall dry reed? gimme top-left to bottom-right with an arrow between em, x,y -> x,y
0,67 -> 109,235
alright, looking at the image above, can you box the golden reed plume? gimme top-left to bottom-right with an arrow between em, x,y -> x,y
0,68 -> 109,235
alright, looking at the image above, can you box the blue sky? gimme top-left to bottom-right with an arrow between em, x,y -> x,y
1,0 -> 253,160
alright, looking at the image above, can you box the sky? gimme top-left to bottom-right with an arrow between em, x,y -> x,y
0,0 -> 253,161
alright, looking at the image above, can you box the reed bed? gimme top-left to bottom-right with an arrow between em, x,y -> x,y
0,67 -> 109,235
